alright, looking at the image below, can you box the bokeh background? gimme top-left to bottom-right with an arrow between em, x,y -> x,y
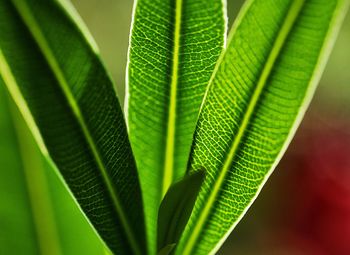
0,0 -> 349,254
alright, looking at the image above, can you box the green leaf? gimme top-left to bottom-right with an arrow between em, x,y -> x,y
158,244 -> 176,255
0,83 -> 45,255
0,0 -> 146,254
176,0 -> 349,254
157,170 -> 205,252
126,0 -> 226,251
0,84 -> 107,255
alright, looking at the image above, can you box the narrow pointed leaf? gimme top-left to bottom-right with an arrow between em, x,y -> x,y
176,0 -> 349,254
0,85 -> 107,255
126,0 -> 226,250
0,86 -> 43,255
0,1 -> 146,254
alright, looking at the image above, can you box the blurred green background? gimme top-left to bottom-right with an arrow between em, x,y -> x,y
0,0 -> 349,254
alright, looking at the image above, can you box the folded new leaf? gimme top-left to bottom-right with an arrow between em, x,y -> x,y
157,170 -> 205,252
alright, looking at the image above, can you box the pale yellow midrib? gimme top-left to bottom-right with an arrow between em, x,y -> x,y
181,1 -> 305,254
162,0 -> 183,197
7,1 -> 142,254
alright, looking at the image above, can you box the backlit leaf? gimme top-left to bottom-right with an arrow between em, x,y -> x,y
126,0 -> 226,251
176,0 -> 349,254
0,0 -> 146,254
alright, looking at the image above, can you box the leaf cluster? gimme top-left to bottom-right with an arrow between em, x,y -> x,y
0,0 -> 348,254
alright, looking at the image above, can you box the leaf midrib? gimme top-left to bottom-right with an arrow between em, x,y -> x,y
181,1 -> 305,254
162,0 -> 183,197
9,1 -> 142,254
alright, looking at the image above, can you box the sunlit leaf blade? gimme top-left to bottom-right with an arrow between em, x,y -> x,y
126,0 -> 226,250
176,0 -> 349,254
0,0 -> 146,254
0,85 -> 107,255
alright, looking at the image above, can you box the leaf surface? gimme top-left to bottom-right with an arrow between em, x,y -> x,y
176,0 -> 349,254
126,0 -> 226,250
0,85 -> 107,255
0,0 -> 146,254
